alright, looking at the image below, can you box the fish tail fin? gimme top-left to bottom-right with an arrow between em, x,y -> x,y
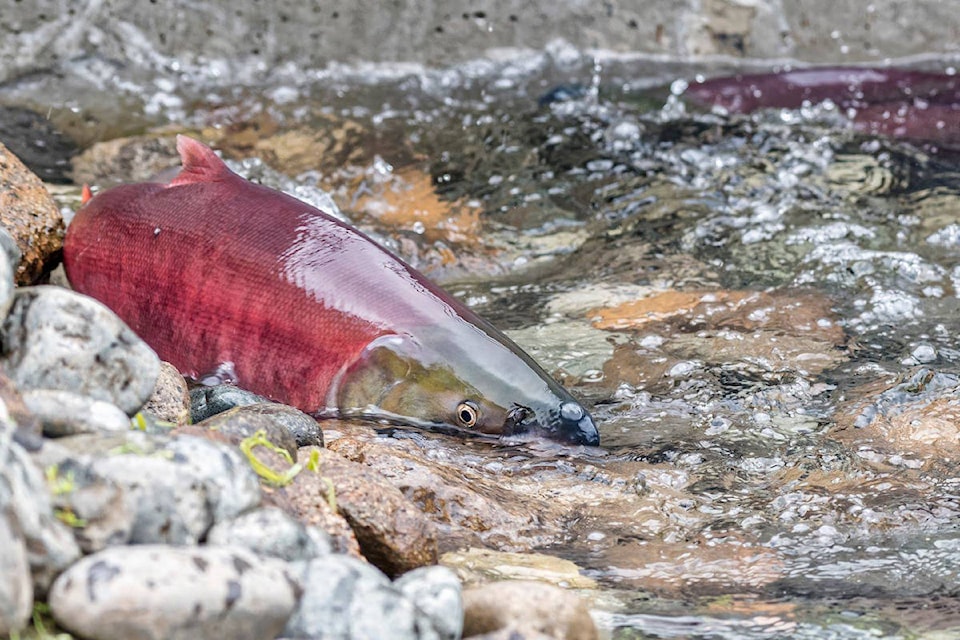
169,135 -> 233,186
80,183 -> 93,205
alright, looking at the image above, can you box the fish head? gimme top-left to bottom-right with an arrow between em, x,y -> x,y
333,332 -> 599,447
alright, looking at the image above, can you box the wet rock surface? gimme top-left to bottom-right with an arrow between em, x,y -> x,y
0,143 -> 64,283
49,545 -> 299,640
0,106 -> 79,184
462,580 -> 598,640
195,402 -> 321,459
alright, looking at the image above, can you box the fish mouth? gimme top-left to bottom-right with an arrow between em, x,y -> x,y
505,401 -> 600,447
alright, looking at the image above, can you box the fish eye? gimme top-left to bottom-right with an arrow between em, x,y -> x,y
456,400 -> 480,428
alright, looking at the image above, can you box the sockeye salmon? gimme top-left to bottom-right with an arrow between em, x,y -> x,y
64,136 -> 600,446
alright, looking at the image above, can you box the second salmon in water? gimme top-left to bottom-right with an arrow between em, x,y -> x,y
63,136 -> 600,446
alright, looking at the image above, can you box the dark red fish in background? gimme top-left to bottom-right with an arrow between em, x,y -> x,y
64,136 -> 599,446
684,66 -> 960,148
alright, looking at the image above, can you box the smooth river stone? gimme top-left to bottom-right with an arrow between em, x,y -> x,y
283,554 -> 442,640
0,286 -> 160,415
49,545 -> 299,640
206,506 -> 332,562
22,389 -> 130,436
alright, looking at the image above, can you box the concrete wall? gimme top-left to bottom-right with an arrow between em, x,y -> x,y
1,0 -> 958,84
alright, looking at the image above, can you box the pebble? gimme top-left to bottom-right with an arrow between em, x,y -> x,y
141,361 -> 191,425
462,580 -> 598,640
284,554 -> 447,640
394,566 -> 464,640
22,389 -> 130,437
0,286 -> 160,415
0,142 -> 64,284
49,545 -> 299,640
207,506 -> 332,561
190,384 -> 270,423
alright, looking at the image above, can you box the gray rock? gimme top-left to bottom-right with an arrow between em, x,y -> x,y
190,384 -> 269,423
141,361 -> 190,425
196,403 -> 300,461
22,388 -> 130,437
0,508 -> 32,637
0,226 -> 15,323
0,224 -> 22,276
45,458 -> 134,553
207,506 -> 332,562
0,286 -> 161,415
45,431 -> 261,545
1,413 -> 81,596
164,435 -> 261,524
395,566 -> 464,640
49,544 -> 299,640
284,554 -> 441,640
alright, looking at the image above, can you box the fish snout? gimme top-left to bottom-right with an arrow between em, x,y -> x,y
508,401 -> 600,446
558,401 -> 600,446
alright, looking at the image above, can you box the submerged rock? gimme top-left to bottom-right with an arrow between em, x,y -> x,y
49,545 -> 299,640
462,580 -> 597,640
0,287 -> 161,415
0,143 -> 64,283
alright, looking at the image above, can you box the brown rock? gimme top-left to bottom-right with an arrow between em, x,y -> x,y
462,581 -> 598,640
70,135 -> 180,187
0,142 -> 64,284
319,447 -> 439,576
327,424 -> 567,552
141,361 -> 190,425
262,446 -> 362,558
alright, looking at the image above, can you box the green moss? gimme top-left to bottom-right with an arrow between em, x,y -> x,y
240,429 -> 303,486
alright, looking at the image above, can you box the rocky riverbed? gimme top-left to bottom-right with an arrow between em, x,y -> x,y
0,138 -> 599,639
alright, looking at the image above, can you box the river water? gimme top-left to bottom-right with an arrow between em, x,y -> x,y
4,46 -> 960,638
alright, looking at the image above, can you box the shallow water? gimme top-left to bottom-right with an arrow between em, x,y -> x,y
6,48 -> 960,638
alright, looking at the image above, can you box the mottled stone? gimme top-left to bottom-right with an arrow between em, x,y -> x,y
321,448 -> 438,577
22,389 -> 130,437
441,548 -> 597,590
1,418 -> 80,596
46,457 -> 133,553
190,384 -> 270,423
0,142 -> 64,283
207,506 -> 332,562
141,361 -> 190,425
284,554 -> 440,640
395,566 -> 464,640
48,432 -> 260,545
0,287 -> 161,415
462,581 -> 598,640
0,508 -> 31,637
49,545 -> 299,640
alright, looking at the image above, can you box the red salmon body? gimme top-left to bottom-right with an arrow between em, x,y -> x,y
64,136 -> 600,446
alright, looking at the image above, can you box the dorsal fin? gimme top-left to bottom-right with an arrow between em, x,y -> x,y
81,184 -> 93,205
169,135 -> 232,186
